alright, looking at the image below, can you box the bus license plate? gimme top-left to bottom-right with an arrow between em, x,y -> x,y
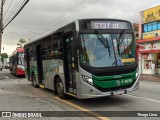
113,90 -> 125,95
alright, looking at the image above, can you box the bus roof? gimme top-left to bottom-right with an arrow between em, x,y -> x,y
24,31 -> 56,46
24,18 -> 132,47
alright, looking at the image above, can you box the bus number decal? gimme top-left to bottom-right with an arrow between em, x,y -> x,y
112,23 -> 118,28
94,22 -> 110,29
91,21 -> 130,29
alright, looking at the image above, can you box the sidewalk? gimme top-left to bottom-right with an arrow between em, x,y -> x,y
139,74 -> 160,83
0,74 -> 5,80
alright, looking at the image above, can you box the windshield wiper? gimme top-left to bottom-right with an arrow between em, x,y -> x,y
94,30 -> 111,58
117,30 -> 125,56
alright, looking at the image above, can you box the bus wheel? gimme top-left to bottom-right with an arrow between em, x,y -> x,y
32,74 -> 39,88
56,78 -> 66,99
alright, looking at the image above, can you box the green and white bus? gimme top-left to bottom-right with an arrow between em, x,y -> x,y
24,18 -> 139,99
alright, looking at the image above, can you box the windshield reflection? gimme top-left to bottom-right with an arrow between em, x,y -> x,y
112,34 -> 135,65
80,33 -> 135,68
18,53 -> 24,66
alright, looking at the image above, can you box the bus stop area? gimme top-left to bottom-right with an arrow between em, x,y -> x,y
139,74 -> 160,83
0,74 -> 5,80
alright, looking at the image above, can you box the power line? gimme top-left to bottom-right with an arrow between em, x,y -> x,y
3,0 -> 18,23
4,0 -> 22,22
53,0 -> 98,28
34,0 -> 98,39
3,0 -> 29,29
3,0 -> 7,5
35,0 -> 87,34
3,0 -> 13,18
33,0 -> 98,39
3,0 -> 25,25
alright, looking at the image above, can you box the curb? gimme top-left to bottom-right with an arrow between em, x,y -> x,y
140,79 -> 160,83
0,76 -> 6,80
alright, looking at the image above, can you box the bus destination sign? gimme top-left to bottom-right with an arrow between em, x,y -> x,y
91,21 -> 130,29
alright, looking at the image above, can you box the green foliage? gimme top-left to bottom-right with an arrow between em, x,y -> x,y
0,53 -> 8,62
17,38 -> 26,47
17,43 -> 22,47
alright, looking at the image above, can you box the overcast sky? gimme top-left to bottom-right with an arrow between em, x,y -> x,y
2,0 -> 160,55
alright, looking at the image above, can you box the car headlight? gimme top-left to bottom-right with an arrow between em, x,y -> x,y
82,75 -> 93,85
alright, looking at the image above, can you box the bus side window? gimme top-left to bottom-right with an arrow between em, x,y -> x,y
12,55 -> 16,64
42,39 -> 50,60
34,48 -> 37,60
29,50 -> 31,60
42,48 -> 48,60
59,48 -> 63,59
32,49 -> 35,60
29,49 -> 35,61
49,34 -> 63,59
51,39 -> 59,59
29,49 -> 33,60
58,39 -> 63,59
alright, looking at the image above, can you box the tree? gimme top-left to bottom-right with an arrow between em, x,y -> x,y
0,53 -> 8,62
17,38 -> 26,47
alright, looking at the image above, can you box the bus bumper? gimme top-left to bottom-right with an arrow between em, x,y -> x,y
77,74 -> 140,99
17,69 -> 25,76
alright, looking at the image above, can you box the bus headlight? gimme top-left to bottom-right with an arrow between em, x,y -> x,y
82,75 -> 93,85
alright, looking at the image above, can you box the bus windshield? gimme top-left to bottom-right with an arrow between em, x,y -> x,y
18,52 -> 24,66
80,33 -> 135,68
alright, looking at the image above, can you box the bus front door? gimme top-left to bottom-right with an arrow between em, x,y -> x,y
64,35 -> 77,95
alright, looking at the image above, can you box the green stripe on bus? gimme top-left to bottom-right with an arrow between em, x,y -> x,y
92,71 -> 136,81
92,71 -> 136,88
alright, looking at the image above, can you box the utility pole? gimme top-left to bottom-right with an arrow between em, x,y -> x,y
0,0 -> 4,54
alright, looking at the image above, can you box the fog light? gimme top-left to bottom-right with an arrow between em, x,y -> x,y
89,89 -> 93,93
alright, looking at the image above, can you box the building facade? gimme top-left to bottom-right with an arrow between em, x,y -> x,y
137,5 -> 160,75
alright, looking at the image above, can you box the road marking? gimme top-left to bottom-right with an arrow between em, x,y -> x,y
146,98 -> 160,103
0,76 -> 9,80
4,76 -> 9,79
126,94 -> 160,103
53,96 -> 111,120
39,84 -> 45,88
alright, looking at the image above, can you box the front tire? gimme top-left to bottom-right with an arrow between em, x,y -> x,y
56,78 -> 66,99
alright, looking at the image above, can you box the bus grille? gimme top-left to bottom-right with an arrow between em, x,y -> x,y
94,69 -> 135,76
96,82 -> 134,92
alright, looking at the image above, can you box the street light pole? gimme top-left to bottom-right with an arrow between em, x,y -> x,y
0,0 -> 4,54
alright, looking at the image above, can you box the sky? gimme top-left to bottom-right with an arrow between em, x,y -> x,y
2,0 -> 160,55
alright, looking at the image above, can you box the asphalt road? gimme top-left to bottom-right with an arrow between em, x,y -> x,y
0,69 -> 160,120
